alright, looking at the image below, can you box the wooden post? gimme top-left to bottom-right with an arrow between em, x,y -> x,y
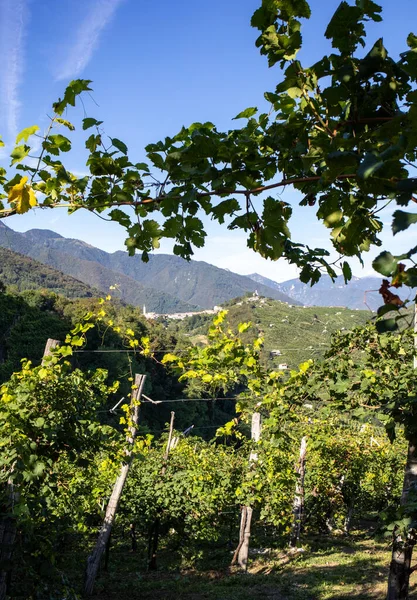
148,412 -> 175,571
162,412 -> 176,472
232,412 -> 261,571
42,338 -> 60,363
289,436 -> 307,548
129,523 -> 137,552
84,374 -> 146,597
0,339 -> 59,600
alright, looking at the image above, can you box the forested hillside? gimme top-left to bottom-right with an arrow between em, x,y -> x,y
0,223 -> 199,313
0,247 -> 101,297
0,222 -> 297,309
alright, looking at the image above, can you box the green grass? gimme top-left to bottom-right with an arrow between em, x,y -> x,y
90,532 -> 417,600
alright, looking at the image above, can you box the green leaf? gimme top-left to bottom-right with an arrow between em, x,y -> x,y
252,0 -> 310,28
85,134 -> 101,152
238,322 -> 252,334
396,179 -> 417,194
376,318 -> 399,333
33,461 -> 46,477
233,107 -> 258,120
112,138 -> 128,154
407,32 -> 417,49
342,261 -> 352,283
16,125 -> 39,144
372,251 -> 397,276
82,117 -> 103,130
10,145 -> 30,166
286,87 -> 303,99
325,1 -> 381,54
148,153 -> 165,170
49,134 -> 71,152
53,79 -> 92,115
358,152 -> 383,179
392,210 -> 417,235
109,209 -> 131,228
211,199 -> 240,224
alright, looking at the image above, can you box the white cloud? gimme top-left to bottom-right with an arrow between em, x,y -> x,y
0,0 -> 28,143
56,0 -> 125,81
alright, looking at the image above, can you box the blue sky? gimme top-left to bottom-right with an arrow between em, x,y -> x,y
0,0 -> 416,282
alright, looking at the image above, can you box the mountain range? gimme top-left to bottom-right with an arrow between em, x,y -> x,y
247,273 -> 415,312
0,223 -> 296,312
0,222 -> 411,313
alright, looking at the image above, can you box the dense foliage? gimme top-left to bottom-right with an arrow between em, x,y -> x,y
0,247 -> 99,298
0,336 -> 120,597
0,296 -> 410,598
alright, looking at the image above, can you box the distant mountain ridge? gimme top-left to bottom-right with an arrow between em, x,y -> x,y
0,223 -> 297,311
248,273 -> 415,311
2,222 -> 406,312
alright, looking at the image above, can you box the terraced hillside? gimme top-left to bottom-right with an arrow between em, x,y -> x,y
172,295 -> 371,369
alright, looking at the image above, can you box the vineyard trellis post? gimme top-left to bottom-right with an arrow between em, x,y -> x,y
84,373 -> 146,597
232,411 -> 261,571
148,411 -> 175,571
0,338 -> 59,600
289,436 -> 307,548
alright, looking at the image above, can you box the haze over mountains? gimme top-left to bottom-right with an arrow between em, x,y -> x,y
247,273 -> 412,312
0,222 -> 409,313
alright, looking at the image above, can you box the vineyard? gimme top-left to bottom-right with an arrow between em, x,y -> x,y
0,291 -> 415,599
1,0 -> 417,597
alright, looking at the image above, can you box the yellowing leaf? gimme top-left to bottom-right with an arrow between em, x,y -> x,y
8,176 -> 37,214
55,118 -> 75,131
16,125 -> 39,144
38,368 -> 48,379
299,360 -> 313,373
161,353 -> 178,364
238,321 -> 252,334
